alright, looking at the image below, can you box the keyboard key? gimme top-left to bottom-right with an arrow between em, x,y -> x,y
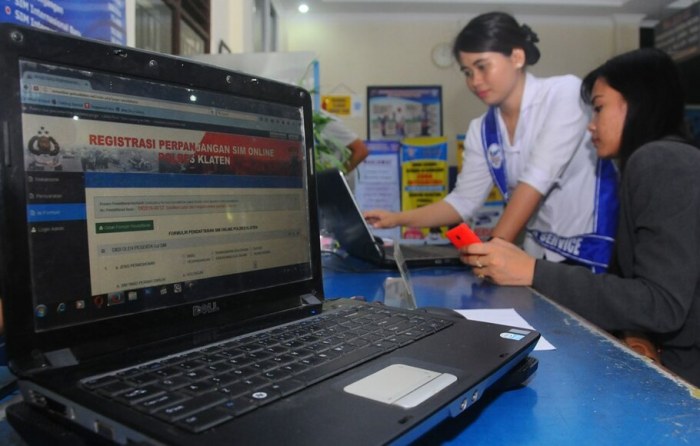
156,375 -> 190,390
219,396 -> 257,416
177,360 -> 207,370
82,375 -> 118,390
229,366 -> 259,381
183,381 -> 217,395
153,367 -> 183,378
138,393 -> 190,413
97,381 -> 135,398
273,363 -> 304,377
218,382 -> 252,398
125,373 -> 159,387
244,385 -> 282,406
205,362 -> 233,374
116,385 -> 166,405
183,369 -> 212,381
206,372 -> 238,388
249,359 -> 279,373
155,393 -> 228,422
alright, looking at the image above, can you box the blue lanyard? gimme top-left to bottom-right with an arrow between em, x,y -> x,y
480,107 -> 619,272
480,107 -> 510,201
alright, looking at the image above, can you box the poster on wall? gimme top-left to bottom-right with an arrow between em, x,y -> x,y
400,137 -> 449,241
1,0 -> 126,44
354,141 -> 402,241
321,94 -> 362,117
367,86 -> 442,141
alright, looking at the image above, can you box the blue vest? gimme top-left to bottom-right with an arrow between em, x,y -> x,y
481,107 -> 618,273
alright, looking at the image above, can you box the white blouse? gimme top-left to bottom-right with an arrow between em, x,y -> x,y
444,73 -> 599,261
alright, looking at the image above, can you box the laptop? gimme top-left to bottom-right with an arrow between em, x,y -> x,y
317,169 -> 462,268
0,24 -> 539,446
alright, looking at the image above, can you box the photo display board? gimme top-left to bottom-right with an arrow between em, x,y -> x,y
367,86 -> 442,141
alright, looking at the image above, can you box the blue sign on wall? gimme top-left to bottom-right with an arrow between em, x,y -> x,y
1,0 -> 126,45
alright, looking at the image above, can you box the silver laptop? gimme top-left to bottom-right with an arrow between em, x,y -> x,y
317,169 -> 462,268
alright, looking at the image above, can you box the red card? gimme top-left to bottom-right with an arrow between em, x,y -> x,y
446,223 -> 481,248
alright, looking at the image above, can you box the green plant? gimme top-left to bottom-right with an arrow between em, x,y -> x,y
312,111 -> 351,173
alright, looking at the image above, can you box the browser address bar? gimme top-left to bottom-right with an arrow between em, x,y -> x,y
37,85 -> 258,121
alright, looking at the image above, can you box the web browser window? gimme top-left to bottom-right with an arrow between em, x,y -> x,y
19,60 -> 311,331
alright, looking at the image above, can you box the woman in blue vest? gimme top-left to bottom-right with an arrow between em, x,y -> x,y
464,48 -> 700,387
364,12 -> 617,271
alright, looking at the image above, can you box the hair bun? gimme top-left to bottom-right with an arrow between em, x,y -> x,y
521,24 -> 540,44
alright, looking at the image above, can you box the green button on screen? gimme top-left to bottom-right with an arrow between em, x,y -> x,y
96,220 -> 154,234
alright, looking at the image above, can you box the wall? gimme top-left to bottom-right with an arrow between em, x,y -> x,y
210,0 -> 253,53
281,13 -> 642,165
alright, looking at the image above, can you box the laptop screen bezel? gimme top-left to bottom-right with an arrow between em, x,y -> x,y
0,24 -> 324,366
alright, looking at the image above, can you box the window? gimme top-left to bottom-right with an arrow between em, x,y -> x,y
135,0 -> 210,55
136,0 -> 172,53
180,19 -> 205,55
253,0 -> 278,52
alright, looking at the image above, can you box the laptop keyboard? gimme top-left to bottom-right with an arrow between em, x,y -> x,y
81,303 -> 453,434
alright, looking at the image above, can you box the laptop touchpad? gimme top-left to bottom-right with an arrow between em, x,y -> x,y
344,364 -> 457,408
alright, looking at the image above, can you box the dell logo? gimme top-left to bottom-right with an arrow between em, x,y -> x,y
192,301 -> 220,317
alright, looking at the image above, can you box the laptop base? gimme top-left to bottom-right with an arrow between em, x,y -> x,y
6,356 -> 538,446
6,401 -> 113,446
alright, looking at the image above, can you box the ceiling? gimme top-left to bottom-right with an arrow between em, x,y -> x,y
274,0 -> 693,23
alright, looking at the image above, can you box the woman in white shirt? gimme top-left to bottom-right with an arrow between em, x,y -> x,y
364,12 -> 617,270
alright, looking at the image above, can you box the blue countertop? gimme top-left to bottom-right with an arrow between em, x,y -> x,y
321,252 -> 700,445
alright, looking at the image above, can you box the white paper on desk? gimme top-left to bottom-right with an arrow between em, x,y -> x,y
455,308 -> 555,351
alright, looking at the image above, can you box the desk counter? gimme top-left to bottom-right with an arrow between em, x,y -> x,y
1,254 -> 699,445
322,253 -> 700,445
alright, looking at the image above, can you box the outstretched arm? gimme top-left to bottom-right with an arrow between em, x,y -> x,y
364,200 -> 462,229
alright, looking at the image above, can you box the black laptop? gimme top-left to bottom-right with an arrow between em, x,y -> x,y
317,169 -> 462,268
0,24 -> 539,446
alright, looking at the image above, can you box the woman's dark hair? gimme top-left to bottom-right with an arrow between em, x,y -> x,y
581,48 -> 688,170
452,12 -> 540,65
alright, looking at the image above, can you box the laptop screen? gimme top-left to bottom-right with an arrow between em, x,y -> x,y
19,59 -> 312,332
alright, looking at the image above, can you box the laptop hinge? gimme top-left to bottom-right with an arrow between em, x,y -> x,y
301,293 -> 322,306
38,348 -> 79,369
11,348 -> 79,375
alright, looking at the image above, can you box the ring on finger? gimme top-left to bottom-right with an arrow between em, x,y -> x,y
475,260 -> 483,268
